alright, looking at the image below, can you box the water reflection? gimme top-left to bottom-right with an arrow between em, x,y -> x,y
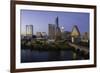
21,49 -> 76,63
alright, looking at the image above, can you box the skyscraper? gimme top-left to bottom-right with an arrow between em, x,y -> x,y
48,17 -> 61,40
71,25 -> 80,43
71,25 -> 80,37
26,25 -> 33,37
55,16 -> 59,26
48,24 -> 56,39
55,17 -> 61,40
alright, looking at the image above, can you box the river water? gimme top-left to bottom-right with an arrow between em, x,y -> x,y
21,49 -> 82,63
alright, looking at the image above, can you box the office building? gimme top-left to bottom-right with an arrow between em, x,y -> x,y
26,25 -> 33,37
48,16 -> 61,40
81,32 -> 89,42
36,32 -> 42,38
48,24 -> 56,39
71,25 -> 80,43
55,17 -> 61,40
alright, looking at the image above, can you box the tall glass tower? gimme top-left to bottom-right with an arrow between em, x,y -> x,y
55,16 -> 61,40
26,25 -> 33,37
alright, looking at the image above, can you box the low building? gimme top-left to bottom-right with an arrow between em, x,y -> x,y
36,32 -> 48,40
41,32 -> 48,39
81,32 -> 89,43
61,31 -> 71,41
36,32 -> 42,38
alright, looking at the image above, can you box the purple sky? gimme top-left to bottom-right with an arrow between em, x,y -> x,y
20,10 -> 89,35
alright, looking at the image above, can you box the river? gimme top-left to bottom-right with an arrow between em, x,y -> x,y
21,49 -> 83,63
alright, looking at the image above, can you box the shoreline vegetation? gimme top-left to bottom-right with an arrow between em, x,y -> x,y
21,39 -> 75,51
21,39 -> 89,51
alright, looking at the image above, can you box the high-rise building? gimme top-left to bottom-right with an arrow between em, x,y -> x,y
71,25 -> 80,43
71,25 -> 80,37
26,25 -> 33,37
55,16 -> 59,26
48,24 -> 56,39
55,17 -> 61,40
48,17 -> 61,40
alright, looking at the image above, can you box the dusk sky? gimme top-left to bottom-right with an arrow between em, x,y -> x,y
20,10 -> 89,35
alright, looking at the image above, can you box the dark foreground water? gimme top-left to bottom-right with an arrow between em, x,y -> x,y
21,49 -> 83,63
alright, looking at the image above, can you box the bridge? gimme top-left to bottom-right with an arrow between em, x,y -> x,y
68,42 -> 89,55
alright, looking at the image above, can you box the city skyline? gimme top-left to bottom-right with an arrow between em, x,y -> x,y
20,10 -> 89,35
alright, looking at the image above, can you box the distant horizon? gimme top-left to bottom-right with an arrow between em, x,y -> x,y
21,10 -> 89,35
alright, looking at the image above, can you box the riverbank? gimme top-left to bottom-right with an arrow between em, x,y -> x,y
21,40 -> 75,51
